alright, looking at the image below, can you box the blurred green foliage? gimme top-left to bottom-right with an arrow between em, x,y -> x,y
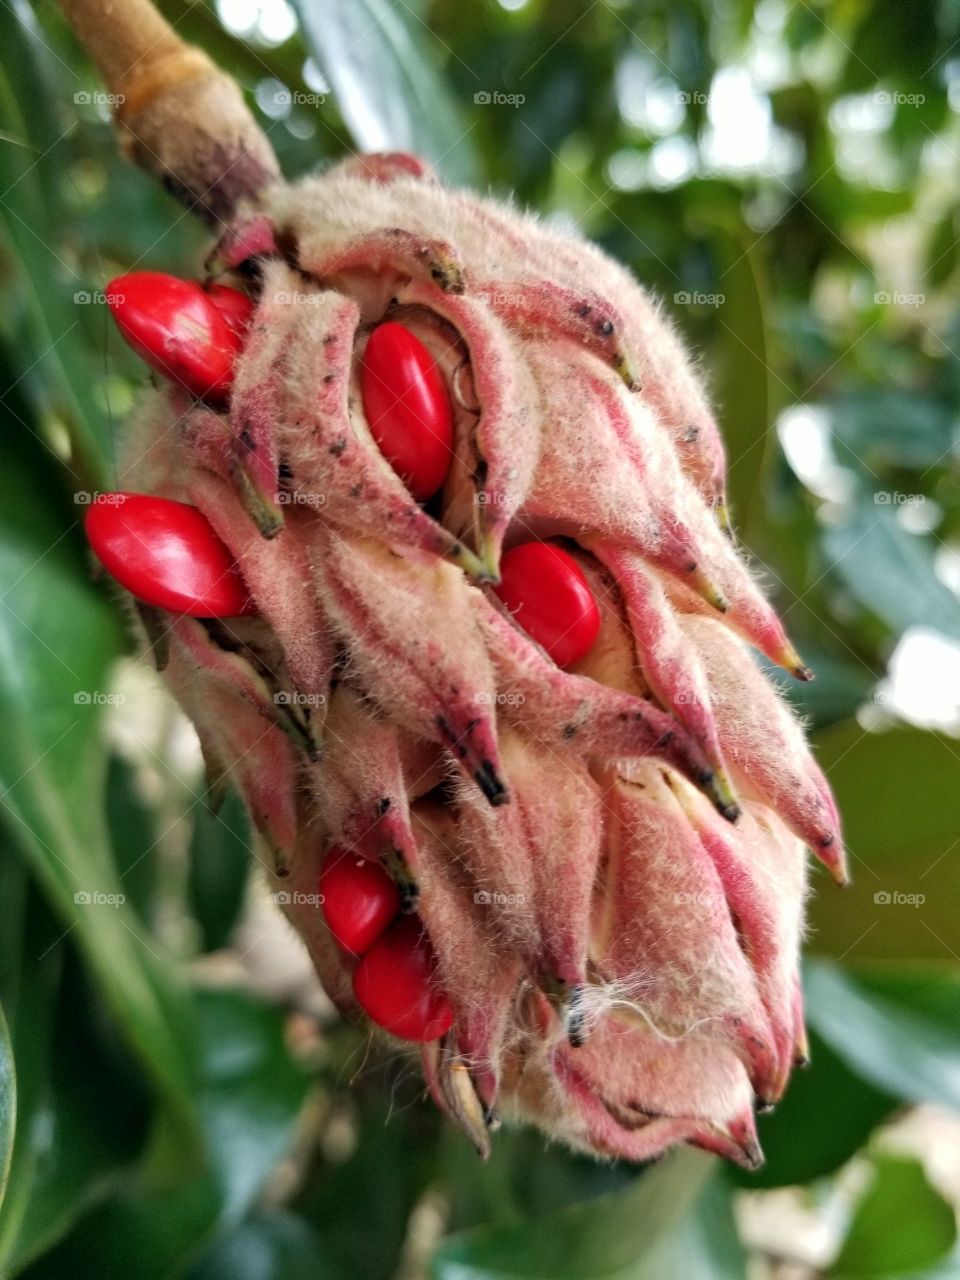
0,0 -> 959,1275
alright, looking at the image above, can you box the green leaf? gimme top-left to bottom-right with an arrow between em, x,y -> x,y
0,342 -> 197,1127
0,875 -> 150,1272
291,0 -> 478,184
808,722 -> 960,961
0,1002 -> 14,1211
0,3 -> 109,482
732,1030 -> 897,1190
187,789 -> 253,954
432,1151 -> 745,1279
17,990 -> 309,1280
805,961 -> 960,1113
758,650 -> 874,730
822,505 -> 960,643
830,1155 -> 956,1277
186,1209 -> 332,1280
708,225 -> 773,540
829,392 -> 960,473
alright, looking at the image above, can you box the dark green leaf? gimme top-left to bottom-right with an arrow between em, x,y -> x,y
187,789 -> 253,954
0,339 -> 197,1127
18,990 -> 309,1280
0,877 -> 150,1272
805,961 -> 960,1113
433,1151 -> 745,1279
187,1209 -> 332,1280
732,1030 -> 897,1190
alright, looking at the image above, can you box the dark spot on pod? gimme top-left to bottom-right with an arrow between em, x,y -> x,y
566,985 -> 587,1047
323,373 -> 335,384
472,458 -> 489,487
819,834 -> 835,849
349,485 -> 362,498
754,1097 -> 775,1114
658,730 -> 674,747
597,318 -> 615,337
278,462 -> 293,482
684,424 -> 700,443
474,760 -> 508,806
483,1105 -> 502,1131
464,717 -> 480,733
322,333 -> 335,346
329,437 -> 348,456
562,724 -> 577,740
275,228 -> 300,267
240,424 -> 255,452
376,796 -> 392,816
399,887 -> 419,913
574,303 -> 592,319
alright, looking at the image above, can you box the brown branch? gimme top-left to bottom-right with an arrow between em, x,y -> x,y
60,0 -> 281,224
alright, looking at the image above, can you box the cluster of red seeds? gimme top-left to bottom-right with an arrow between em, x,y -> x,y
87,270 -> 603,1042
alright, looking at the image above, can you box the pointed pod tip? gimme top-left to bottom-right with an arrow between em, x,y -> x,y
700,768 -> 741,824
693,567 -> 729,613
474,761 -> 509,807
780,640 -> 815,682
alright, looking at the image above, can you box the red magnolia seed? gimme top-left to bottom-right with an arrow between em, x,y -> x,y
85,493 -> 255,618
106,272 -> 242,402
353,915 -> 453,1042
204,283 -> 255,338
494,541 -> 601,668
360,321 -> 454,501
320,850 -> 401,957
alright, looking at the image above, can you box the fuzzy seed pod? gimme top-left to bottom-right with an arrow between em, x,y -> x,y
102,151 -> 844,1168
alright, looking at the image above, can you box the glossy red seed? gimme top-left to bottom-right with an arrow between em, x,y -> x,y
494,541 -> 601,668
360,322 -> 454,501
320,850 -> 401,957
204,283 -> 255,339
85,493 -> 255,617
106,272 -> 241,402
353,915 -> 453,1042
